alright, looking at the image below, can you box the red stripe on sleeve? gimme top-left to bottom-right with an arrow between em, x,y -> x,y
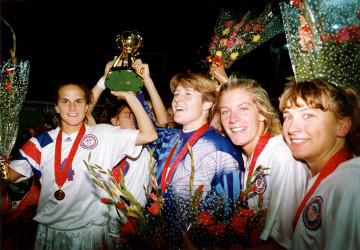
21,140 -> 41,165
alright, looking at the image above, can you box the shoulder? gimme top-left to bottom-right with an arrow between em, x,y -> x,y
261,135 -> 296,161
331,158 -> 360,185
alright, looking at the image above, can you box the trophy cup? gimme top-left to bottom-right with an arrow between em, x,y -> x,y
105,30 -> 144,93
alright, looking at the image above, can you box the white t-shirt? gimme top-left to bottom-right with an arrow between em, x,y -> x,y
243,135 -> 310,249
10,124 -> 141,230
292,157 -> 360,250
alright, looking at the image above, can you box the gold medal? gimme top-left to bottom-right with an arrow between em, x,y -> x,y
54,189 -> 65,200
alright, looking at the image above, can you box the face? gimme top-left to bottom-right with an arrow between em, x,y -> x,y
54,85 -> 88,134
282,98 -> 342,167
219,88 -> 265,156
111,106 -> 136,129
172,85 -> 211,131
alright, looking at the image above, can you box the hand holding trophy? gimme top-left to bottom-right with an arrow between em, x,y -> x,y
105,30 -> 144,93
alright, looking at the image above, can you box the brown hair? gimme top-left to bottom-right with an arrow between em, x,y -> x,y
279,78 -> 360,156
170,71 -> 218,124
52,81 -> 92,124
218,72 -> 282,137
99,100 -> 131,124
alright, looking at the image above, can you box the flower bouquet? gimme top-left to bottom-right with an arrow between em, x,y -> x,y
186,165 -> 269,249
0,17 -> 30,183
280,0 -> 360,91
85,149 -> 168,249
208,3 -> 284,68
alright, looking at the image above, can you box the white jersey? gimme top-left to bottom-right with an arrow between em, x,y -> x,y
9,123 -> 141,230
292,157 -> 360,250
243,135 -> 310,249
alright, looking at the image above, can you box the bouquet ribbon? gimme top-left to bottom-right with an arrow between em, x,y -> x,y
206,55 -> 223,67
160,123 -> 210,194
293,147 -> 352,231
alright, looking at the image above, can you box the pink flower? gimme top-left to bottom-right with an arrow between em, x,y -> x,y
212,35 -> 219,41
209,42 -> 215,49
235,38 -> 244,44
149,192 -> 157,202
334,27 -> 355,42
148,202 -> 159,216
224,20 -> 234,28
230,31 -> 237,39
227,40 -> 234,49
150,180 -> 156,189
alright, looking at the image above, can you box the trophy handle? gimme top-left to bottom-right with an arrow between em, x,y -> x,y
0,158 -> 11,185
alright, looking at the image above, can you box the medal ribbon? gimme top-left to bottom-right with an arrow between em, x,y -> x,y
160,123 -> 210,194
293,147 -> 352,231
54,123 -> 86,189
248,133 -> 271,177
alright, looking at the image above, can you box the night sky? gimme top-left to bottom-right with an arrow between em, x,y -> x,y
1,0 -> 292,106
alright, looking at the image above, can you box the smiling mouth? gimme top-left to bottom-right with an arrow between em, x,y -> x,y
231,127 -> 246,132
68,113 -> 78,117
175,107 -> 185,111
291,139 -> 309,144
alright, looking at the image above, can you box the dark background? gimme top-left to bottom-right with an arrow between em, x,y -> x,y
1,0 -> 292,106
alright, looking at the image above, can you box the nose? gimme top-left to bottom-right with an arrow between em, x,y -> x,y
286,118 -> 301,134
69,102 -> 76,110
173,94 -> 183,103
229,111 -> 239,123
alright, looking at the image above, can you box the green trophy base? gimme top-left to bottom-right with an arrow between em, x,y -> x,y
105,70 -> 143,93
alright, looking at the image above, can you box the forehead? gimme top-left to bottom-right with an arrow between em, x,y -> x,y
174,85 -> 196,92
119,106 -> 132,114
58,85 -> 85,99
220,87 -> 253,106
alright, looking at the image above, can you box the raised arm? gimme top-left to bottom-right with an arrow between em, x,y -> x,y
110,90 -> 158,145
133,59 -> 168,127
86,60 -> 117,125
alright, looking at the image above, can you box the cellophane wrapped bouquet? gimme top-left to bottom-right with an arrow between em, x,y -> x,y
0,17 -> 30,183
280,0 -> 360,91
208,4 -> 283,68
186,165 -> 268,249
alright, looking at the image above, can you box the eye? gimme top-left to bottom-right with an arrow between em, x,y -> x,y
221,110 -> 229,116
76,100 -> 84,104
304,114 -> 313,119
283,115 -> 292,121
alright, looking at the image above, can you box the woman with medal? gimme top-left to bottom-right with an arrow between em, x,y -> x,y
279,79 -> 360,250
133,60 -> 243,248
217,72 -> 309,249
6,80 -> 157,249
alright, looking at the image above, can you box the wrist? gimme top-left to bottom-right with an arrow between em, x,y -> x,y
96,77 -> 106,90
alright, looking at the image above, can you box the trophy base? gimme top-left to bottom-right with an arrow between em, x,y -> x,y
105,70 -> 143,93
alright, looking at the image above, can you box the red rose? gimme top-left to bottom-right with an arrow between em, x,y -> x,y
209,42 -> 216,49
245,24 -> 251,32
253,23 -> 262,32
334,27 -> 355,42
212,35 -> 219,41
224,20 -> 234,28
323,32 -> 333,41
240,209 -> 255,218
292,0 -> 302,8
230,213 -> 248,235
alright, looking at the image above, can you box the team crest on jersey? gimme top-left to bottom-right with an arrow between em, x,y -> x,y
80,134 -> 98,149
303,196 -> 322,230
254,170 -> 267,194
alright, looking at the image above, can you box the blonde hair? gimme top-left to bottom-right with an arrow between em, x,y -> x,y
170,71 -> 218,124
219,72 -> 282,137
279,78 -> 360,156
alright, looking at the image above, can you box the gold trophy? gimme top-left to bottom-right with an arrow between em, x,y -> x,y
105,30 -> 144,93
0,158 -> 10,185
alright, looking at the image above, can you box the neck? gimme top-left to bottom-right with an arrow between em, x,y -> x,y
307,140 -> 346,177
61,123 -> 83,135
182,120 -> 207,133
